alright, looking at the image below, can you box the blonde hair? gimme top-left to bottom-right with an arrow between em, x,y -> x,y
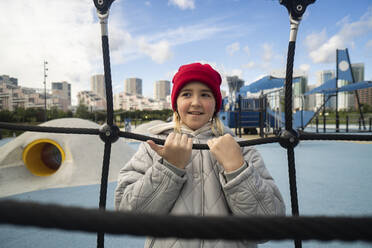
173,112 -> 224,137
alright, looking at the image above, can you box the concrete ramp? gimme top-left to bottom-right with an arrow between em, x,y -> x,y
131,120 -> 166,135
0,118 -> 136,197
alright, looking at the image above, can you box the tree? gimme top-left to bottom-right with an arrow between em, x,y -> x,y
0,110 -> 13,122
74,102 -> 91,120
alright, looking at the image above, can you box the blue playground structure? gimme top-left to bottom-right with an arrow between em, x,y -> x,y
219,76 -> 314,136
220,48 -> 372,136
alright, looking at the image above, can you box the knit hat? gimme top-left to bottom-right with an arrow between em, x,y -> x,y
171,63 -> 222,113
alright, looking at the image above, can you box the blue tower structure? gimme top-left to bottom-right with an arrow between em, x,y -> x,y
219,75 -> 313,136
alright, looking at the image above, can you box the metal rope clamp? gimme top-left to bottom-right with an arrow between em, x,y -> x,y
99,124 -> 120,143
280,0 -> 315,42
94,0 -> 115,36
93,0 -> 115,15
279,0 -> 315,21
279,129 -> 300,149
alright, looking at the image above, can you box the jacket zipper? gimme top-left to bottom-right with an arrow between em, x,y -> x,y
200,148 -> 204,248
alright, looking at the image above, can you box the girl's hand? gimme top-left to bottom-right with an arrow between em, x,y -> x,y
207,134 -> 244,172
147,133 -> 193,169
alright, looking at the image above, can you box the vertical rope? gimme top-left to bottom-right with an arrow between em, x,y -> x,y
97,14 -> 114,248
287,147 -> 299,216
97,141 -> 112,248
285,42 -> 295,131
102,35 -> 114,126
284,40 -> 301,248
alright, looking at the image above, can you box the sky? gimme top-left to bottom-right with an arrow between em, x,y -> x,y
1,0 -> 372,105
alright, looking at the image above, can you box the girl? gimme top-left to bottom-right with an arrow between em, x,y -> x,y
115,63 -> 285,248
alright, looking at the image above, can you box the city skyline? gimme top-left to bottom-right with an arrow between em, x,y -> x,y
1,0 -> 371,105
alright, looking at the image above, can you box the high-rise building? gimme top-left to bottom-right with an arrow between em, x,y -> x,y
317,70 -> 335,110
305,84 -> 317,111
0,74 -> 67,111
338,63 -> 364,110
154,80 -> 170,100
356,86 -> 372,109
351,63 -> 364,82
349,63 -> 370,109
0,75 -> 18,86
90,74 -> 106,100
51,81 -> 71,111
124,78 -> 142,96
293,76 -> 307,111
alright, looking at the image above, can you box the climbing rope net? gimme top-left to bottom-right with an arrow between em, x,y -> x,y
1,1 -> 372,248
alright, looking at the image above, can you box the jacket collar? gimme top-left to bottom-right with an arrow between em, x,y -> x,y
148,121 -> 234,138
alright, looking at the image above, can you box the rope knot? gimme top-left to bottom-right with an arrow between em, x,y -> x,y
279,129 -> 300,149
99,124 -> 119,143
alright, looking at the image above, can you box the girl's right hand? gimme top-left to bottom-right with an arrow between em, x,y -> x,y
147,133 -> 193,169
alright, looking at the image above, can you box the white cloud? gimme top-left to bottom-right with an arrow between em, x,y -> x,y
110,21 -> 230,65
306,8 -> 372,63
243,46 -> 250,56
366,40 -> 372,48
168,0 -> 195,10
145,1 -> 151,6
262,43 -> 274,62
0,0 -> 100,105
226,42 -> 240,56
242,62 -> 255,69
230,69 -> 243,78
138,39 -> 173,63
304,29 -> 327,51
0,0 -> 185,104
365,40 -> 372,56
299,64 -> 310,74
149,23 -> 230,46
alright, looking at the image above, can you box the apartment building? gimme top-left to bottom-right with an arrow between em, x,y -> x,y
0,75 -> 70,111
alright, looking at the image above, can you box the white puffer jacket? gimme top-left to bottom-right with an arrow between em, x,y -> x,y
115,122 -> 285,248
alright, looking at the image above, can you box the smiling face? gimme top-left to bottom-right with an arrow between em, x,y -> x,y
176,81 -> 216,131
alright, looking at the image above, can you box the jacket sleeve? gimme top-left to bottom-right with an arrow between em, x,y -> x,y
114,142 -> 187,214
219,146 -> 286,216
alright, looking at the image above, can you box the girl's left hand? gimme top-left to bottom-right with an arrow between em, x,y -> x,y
207,134 -> 244,172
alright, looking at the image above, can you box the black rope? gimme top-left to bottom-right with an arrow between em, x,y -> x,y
299,131 -> 372,142
119,131 -> 281,149
0,122 -> 100,135
102,35 -> 114,127
287,147 -> 299,217
284,42 -> 295,131
0,121 -> 282,148
97,141 -> 112,247
287,147 -> 301,248
97,9 -> 115,247
1,121 -> 370,146
1,200 -> 372,242
283,39 -> 301,248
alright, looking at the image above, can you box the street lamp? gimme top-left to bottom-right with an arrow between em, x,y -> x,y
44,60 -> 48,122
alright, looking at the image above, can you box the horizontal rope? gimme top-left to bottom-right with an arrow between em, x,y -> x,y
1,122 -> 371,148
0,200 -> 371,242
299,131 -> 372,142
0,122 -> 100,135
0,121 -> 280,148
119,131 -> 280,149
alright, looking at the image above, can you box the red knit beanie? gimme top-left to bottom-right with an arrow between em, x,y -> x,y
171,63 -> 222,113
